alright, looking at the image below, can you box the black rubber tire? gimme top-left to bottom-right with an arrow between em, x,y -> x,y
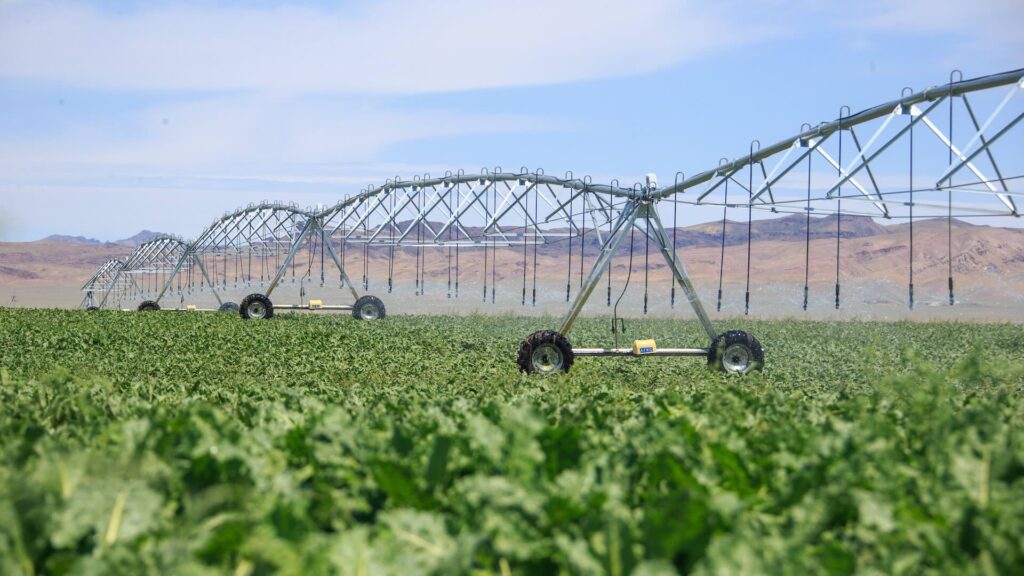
708,330 -> 765,374
137,300 -> 161,312
218,302 -> 240,314
240,293 -> 274,320
517,330 -> 574,375
352,295 -> 386,321
85,306 -> 100,311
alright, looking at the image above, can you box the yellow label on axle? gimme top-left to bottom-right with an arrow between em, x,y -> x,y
308,300 -> 323,310
633,339 -> 657,355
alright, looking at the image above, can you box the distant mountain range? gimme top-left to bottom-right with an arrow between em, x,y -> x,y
26,216 -> 986,251
37,230 -> 170,247
5,217 -> 1023,311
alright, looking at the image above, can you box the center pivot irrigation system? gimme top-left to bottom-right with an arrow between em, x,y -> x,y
83,68 -> 1024,374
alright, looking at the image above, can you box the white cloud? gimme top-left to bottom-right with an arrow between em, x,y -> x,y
0,0 -> 773,94
842,0 -> 1024,63
0,92 -> 553,182
851,0 -> 1021,34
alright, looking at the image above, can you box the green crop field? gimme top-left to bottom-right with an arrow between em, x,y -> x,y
0,308 -> 1022,575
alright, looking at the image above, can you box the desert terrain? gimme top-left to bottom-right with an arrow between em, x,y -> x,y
2,216 -> 1023,322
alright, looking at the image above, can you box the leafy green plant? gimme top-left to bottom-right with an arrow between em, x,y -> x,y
0,309 -> 1021,574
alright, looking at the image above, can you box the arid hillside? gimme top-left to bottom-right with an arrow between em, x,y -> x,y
2,218 -> 1022,319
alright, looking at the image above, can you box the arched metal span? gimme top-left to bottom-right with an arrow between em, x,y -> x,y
81,68 -> 1024,370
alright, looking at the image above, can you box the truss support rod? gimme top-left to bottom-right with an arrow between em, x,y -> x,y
558,199 -> 718,342
750,137 -> 825,204
192,255 -> 223,306
813,147 -> 888,216
156,251 -> 195,303
936,111 -> 1024,214
919,113 -> 1017,213
559,201 -> 638,335
657,68 -> 1024,199
432,180 -> 495,240
322,229 -> 361,301
847,127 -> 888,212
97,268 -> 123,309
824,98 -> 947,198
961,94 -> 1012,193
266,219 -> 317,297
695,166 -> 743,203
647,204 -> 717,341
364,188 -> 414,243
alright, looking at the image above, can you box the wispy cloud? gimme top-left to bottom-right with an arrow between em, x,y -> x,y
0,93 -> 552,173
0,0 -> 774,94
841,0 -> 1024,63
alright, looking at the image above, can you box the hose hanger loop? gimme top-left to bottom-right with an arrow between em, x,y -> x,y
516,166 -> 529,186
799,123 -> 813,146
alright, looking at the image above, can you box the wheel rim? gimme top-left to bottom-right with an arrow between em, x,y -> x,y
722,343 -> 752,373
531,344 -> 564,374
359,302 -> 379,320
247,301 -> 267,319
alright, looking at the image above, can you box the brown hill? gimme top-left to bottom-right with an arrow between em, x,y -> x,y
0,242 -> 133,287
2,217 -> 1022,315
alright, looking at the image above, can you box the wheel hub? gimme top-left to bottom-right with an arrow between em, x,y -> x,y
722,343 -> 752,373
247,301 -> 266,319
531,344 -> 564,374
359,303 -> 379,320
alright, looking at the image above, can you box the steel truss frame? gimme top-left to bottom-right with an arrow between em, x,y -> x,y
560,196 -> 717,358
80,258 -> 137,309
660,68 -> 1023,219
79,68 -> 1024,371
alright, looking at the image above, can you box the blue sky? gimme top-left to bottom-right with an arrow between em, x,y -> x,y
1,0 -> 1022,241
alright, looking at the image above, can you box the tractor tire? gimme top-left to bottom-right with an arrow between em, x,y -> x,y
517,330 -> 574,375
708,330 -> 764,374
240,293 -> 274,320
352,295 -> 385,321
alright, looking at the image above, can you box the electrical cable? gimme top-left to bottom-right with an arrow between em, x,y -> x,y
455,181 -> 460,298
522,179 -> 529,306
532,179 -> 539,306
490,181 -> 496,304
447,182 -> 453,298
579,190 -> 586,290
607,187 -> 613,307
483,179 -> 489,302
744,162 -> 753,316
566,185 -> 573,302
671,181 -> 678,308
836,111 -> 844,309
948,75 -> 957,306
388,185 -> 395,293
717,177 -> 728,312
803,150 -> 812,311
643,204 -> 650,315
611,219 -> 636,349
909,110 -> 915,310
